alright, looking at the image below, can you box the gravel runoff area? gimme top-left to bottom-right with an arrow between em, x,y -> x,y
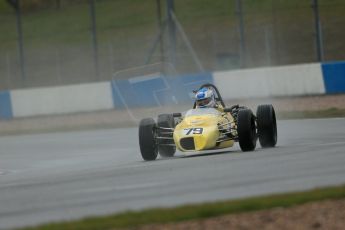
1,94 -> 345,135
136,199 -> 345,230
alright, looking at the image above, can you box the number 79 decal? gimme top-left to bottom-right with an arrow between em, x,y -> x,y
183,128 -> 204,135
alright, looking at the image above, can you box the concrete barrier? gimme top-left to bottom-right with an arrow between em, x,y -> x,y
322,61 -> 345,94
213,63 -> 325,100
11,82 -> 113,117
111,72 -> 213,108
0,91 -> 12,119
1,61 -> 345,119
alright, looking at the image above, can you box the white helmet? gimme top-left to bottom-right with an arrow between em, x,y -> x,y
195,87 -> 216,108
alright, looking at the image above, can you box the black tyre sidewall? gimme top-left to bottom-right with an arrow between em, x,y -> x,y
157,114 -> 176,157
237,109 -> 257,151
139,118 -> 158,161
256,104 -> 277,148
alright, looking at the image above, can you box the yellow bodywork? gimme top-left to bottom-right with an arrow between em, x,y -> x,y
173,108 -> 235,152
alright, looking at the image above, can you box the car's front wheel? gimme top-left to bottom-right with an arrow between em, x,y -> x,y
139,118 -> 158,161
256,104 -> 277,148
237,109 -> 257,152
157,114 -> 176,158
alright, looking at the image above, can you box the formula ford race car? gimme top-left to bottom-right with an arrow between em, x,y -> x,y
138,83 -> 277,161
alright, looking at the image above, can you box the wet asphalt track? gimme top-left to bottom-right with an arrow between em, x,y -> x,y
0,118 -> 345,229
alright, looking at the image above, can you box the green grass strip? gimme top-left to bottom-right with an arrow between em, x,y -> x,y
21,184 -> 345,230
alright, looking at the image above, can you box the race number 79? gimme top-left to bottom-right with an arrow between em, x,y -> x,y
184,128 -> 203,135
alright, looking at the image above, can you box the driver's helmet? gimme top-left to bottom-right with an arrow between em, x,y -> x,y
195,87 -> 216,108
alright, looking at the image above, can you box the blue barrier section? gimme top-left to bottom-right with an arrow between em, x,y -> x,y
111,72 -> 213,108
0,91 -> 13,119
322,61 -> 345,94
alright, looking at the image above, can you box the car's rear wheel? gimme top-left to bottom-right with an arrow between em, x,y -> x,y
237,109 -> 257,152
139,118 -> 158,161
256,104 -> 277,148
157,114 -> 176,157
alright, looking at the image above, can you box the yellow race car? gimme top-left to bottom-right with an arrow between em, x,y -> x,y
139,84 -> 277,161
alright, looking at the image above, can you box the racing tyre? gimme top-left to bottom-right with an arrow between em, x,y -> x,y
157,114 -> 176,157
256,104 -> 277,148
237,109 -> 257,152
139,118 -> 158,161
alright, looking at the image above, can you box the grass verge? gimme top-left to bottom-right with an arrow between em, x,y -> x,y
20,184 -> 345,230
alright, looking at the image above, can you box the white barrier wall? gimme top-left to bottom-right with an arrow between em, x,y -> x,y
213,63 -> 325,100
11,82 -> 113,117
2,63 -> 331,119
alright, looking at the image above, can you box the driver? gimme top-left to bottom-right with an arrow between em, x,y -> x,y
195,87 -> 217,108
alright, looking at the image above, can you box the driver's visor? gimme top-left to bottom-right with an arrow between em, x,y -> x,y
197,97 -> 211,106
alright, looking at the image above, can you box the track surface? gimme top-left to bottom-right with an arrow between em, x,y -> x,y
0,118 -> 345,229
